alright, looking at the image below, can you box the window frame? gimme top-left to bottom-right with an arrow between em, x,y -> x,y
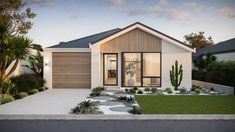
103,53 -> 118,86
121,52 -> 161,87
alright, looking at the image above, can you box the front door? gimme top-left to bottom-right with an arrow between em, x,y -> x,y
103,53 -> 118,86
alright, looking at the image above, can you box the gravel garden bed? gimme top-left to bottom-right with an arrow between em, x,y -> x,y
70,85 -> 228,115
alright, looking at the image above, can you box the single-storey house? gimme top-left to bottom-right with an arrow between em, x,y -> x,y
44,22 -> 195,89
193,38 -> 235,61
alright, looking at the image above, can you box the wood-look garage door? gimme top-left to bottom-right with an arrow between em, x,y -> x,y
52,52 -> 91,89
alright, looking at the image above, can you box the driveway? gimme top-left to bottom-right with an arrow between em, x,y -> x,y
0,89 -> 90,115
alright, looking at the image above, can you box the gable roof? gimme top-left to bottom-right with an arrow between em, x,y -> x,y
48,28 -> 120,48
48,22 -> 194,52
193,38 -> 235,57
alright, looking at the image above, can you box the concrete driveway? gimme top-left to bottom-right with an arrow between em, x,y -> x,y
0,89 -> 90,115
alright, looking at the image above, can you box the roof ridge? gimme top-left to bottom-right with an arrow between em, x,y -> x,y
65,28 -> 120,44
48,28 -> 120,48
91,21 -> 193,49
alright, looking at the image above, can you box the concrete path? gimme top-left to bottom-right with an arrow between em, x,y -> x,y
0,89 -> 90,115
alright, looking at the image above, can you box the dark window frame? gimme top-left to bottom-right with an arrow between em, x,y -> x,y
103,53 -> 118,86
121,52 -> 162,87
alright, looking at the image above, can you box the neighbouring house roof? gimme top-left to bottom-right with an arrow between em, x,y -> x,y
193,38 -> 235,57
49,28 -> 121,48
48,22 -> 194,51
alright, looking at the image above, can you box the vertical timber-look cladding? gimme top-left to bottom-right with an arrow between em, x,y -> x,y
100,28 -> 162,52
52,52 -> 91,88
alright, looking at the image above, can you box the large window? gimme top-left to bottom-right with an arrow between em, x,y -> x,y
122,52 -> 161,87
142,53 -> 161,86
103,54 -> 118,86
123,53 -> 141,86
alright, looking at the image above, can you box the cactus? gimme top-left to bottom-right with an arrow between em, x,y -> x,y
170,60 -> 183,90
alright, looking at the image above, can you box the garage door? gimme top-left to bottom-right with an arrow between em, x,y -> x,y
52,52 -> 91,89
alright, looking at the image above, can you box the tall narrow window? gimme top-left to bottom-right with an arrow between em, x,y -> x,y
103,54 -> 118,86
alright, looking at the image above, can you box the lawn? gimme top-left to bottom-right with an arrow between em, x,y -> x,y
135,95 -> 235,114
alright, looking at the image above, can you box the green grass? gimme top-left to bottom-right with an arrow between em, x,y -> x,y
135,95 -> 235,114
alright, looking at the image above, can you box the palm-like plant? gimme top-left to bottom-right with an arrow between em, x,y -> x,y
23,51 -> 43,77
0,35 -> 32,94
4,36 -> 33,79
2,79 -> 16,98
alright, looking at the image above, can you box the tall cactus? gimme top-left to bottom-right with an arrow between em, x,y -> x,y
170,60 -> 183,90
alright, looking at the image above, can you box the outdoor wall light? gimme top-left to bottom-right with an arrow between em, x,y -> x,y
45,62 -> 48,66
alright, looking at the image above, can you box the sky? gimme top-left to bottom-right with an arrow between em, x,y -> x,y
24,0 -> 235,47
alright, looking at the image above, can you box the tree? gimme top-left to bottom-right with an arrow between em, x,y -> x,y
0,0 -> 36,94
1,35 -> 33,80
23,50 -> 43,78
184,31 -> 214,50
193,53 -> 217,72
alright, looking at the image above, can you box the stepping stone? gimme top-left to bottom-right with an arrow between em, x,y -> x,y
109,106 -> 131,112
93,96 -> 114,101
99,101 -> 123,106
113,93 -> 129,97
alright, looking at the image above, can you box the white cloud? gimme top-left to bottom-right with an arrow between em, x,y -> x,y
126,0 -> 188,24
107,0 -> 126,5
182,2 -> 201,12
161,9 -> 188,22
219,6 -> 235,19
128,5 -> 161,16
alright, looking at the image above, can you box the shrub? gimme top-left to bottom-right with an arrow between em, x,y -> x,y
2,79 -> 18,97
19,92 -> 28,98
151,88 -> 158,93
192,70 -> 206,81
15,92 -> 29,99
28,89 -> 39,95
191,85 -> 201,91
10,74 -> 44,92
70,100 -> 99,114
1,95 -> 15,104
70,105 -> 81,114
195,89 -> 201,95
90,86 -> 105,97
144,87 -> 150,91
125,89 -> 129,93
133,86 -> 138,91
165,88 -> 172,94
179,88 -> 187,94
129,89 -> 136,94
128,106 -> 143,114
38,87 -> 46,91
137,90 -> 143,94
117,96 -> 135,103
95,86 -> 105,91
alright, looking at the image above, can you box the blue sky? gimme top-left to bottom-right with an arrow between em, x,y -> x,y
24,0 -> 235,47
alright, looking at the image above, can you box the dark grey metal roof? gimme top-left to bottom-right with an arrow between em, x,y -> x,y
193,38 -> 235,57
48,28 -> 121,48
48,22 -> 193,50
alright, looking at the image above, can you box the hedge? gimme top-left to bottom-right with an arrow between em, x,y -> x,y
193,61 -> 235,88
